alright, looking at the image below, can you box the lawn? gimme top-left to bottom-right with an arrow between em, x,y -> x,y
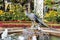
51,36 -> 60,40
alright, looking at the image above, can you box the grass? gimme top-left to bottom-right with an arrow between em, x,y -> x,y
51,36 -> 60,40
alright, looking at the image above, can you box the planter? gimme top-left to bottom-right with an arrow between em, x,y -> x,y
0,21 -> 32,28
0,22 -> 3,27
0,21 -> 31,23
48,24 -> 60,29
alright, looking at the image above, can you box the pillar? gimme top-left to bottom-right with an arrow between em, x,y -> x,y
34,0 -> 44,21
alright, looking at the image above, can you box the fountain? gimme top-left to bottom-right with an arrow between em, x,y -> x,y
0,26 -> 59,40
32,34 -> 37,40
18,36 -> 25,40
1,29 -> 8,39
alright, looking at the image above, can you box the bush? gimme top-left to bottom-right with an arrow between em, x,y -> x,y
56,15 -> 60,23
0,4 -> 30,21
44,10 -> 58,23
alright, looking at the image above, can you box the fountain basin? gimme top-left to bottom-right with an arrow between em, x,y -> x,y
0,28 -> 60,40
